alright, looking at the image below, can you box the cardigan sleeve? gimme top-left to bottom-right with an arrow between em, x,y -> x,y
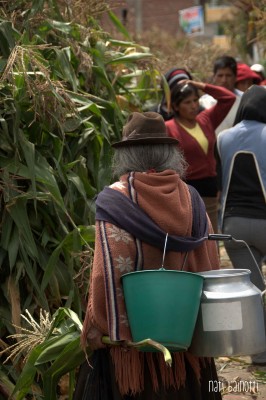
201,84 -> 236,130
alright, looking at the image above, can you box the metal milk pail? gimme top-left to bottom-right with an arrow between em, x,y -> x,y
190,268 -> 266,357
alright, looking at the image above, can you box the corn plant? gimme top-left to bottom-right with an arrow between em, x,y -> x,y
0,0 -> 160,397
1,307 -> 87,400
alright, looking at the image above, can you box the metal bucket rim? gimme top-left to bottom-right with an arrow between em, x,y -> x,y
198,268 -> 251,278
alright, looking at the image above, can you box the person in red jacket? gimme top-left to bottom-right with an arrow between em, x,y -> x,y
165,79 -> 236,232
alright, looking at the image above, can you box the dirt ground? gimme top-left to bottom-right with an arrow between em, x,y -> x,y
215,247 -> 266,399
215,356 -> 266,399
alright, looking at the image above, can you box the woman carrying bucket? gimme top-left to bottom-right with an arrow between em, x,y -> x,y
77,112 -> 222,399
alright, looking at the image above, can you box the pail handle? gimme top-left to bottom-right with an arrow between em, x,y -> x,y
160,233 -> 189,272
160,233 -> 168,270
181,252 -> 189,271
208,234 -> 265,285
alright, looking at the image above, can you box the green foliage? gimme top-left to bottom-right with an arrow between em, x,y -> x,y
223,0 -> 266,61
0,0 -> 160,397
2,308 -> 87,400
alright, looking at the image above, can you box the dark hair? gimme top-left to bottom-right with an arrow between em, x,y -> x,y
233,84 -> 266,126
213,55 -> 237,76
170,83 -> 199,112
156,68 -> 194,121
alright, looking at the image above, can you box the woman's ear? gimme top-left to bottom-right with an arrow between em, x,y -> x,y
171,103 -> 178,114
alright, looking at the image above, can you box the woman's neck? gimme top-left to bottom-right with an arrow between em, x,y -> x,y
176,117 -> 197,129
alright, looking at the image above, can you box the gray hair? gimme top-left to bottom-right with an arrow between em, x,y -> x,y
112,144 -> 187,178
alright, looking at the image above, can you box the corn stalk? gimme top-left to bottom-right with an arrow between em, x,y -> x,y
0,0 -> 159,397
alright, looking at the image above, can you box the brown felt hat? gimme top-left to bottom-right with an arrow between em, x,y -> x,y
112,112 -> 179,148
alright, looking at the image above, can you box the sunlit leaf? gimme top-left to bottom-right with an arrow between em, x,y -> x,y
108,11 -> 131,40
106,52 -> 153,65
48,19 -> 73,34
35,331 -> 80,365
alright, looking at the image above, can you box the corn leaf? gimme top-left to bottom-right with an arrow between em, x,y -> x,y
42,337 -> 88,400
108,11 -> 132,40
41,245 -> 62,292
0,369 -> 16,399
106,52 -> 153,65
8,225 -> 20,270
47,19 -> 73,34
19,136 -> 37,207
29,0 -> 45,15
12,342 -> 47,400
35,330 -> 80,365
7,198 -> 39,260
19,247 -> 48,309
0,21 -> 16,57
54,48 -> 79,91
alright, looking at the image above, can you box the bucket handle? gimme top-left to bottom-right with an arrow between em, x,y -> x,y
181,252 -> 189,271
208,234 -> 265,286
160,233 -> 189,271
160,233 -> 168,270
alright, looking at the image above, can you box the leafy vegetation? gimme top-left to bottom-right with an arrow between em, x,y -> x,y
0,0 -> 159,398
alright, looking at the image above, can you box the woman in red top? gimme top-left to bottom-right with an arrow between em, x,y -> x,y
165,79 -> 235,232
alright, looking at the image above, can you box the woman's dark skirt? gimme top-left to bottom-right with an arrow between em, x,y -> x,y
73,349 -> 222,400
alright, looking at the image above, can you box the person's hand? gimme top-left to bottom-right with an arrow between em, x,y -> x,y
87,326 -> 106,350
178,79 -> 206,91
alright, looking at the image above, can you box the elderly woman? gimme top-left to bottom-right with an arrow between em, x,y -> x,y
79,112 -> 221,399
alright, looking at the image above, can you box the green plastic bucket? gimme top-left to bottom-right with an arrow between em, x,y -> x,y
122,268 -> 204,351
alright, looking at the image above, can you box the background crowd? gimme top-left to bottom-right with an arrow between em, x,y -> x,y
154,56 -> 266,366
